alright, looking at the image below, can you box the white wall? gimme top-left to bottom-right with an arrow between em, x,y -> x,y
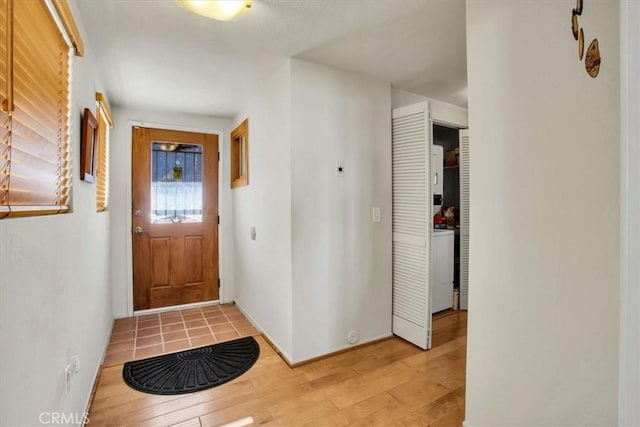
230,59 -> 393,363
0,1 -> 112,424
290,59 -> 392,362
109,108 -> 232,318
231,60 -> 293,359
465,1 -> 620,425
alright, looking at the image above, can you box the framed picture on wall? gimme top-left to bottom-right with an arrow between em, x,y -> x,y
80,107 -> 97,183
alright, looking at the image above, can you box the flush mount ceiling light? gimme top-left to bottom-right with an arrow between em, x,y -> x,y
179,0 -> 252,21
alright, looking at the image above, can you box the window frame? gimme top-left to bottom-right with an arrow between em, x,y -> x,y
230,118 -> 249,189
95,92 -> 113,212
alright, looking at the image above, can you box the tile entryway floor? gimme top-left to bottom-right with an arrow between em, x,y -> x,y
103,304 -> 259,367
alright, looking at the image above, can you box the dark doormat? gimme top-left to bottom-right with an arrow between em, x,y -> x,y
122,336 -> 260,395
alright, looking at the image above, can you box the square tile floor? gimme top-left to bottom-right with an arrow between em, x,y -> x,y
103,304 -> 259,367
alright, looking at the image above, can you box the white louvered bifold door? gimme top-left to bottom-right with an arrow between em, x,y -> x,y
459,129 -> 470,310
391,102 -> 432,350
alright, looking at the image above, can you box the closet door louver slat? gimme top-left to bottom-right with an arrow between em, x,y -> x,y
459,129 -> 470,310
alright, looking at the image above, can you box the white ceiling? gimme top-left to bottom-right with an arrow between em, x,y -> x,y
76,0 -> 467,118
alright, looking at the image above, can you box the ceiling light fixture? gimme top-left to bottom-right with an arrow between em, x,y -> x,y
178,0 -> 252,22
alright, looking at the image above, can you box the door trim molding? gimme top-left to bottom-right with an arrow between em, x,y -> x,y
620,1 -> 640,424
125,120 -> 225,316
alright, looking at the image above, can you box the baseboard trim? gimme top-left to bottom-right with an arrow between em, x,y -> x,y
233,302 -> 395,367
233,302 -> 295,365
82,320 -> 113,426
233,302 -> 260,330
260,332 -> 393,368
234,303 -> 394,368
288,334 -> 394,368
259,332 -> 295,366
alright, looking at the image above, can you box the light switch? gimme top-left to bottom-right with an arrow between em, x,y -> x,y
372,207 -> 381,223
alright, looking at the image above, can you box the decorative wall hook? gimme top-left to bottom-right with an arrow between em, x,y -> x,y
585,39 -> 601,78
570,0 -> 600,78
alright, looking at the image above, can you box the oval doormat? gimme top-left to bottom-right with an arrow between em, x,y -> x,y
122,336 -> 260,395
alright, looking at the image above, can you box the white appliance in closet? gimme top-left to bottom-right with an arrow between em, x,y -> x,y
431,144 -> 453,313
432,229 -> 454,312
432,145 -> 443,216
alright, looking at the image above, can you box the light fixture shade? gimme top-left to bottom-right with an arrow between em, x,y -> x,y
179,0 -> 252,22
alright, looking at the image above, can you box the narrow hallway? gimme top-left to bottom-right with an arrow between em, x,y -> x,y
87,310 -> 466,426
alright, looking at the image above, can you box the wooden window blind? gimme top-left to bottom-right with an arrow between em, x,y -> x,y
0,1 -> 9,215
0,0 -> 81,219
95,93 -> 113,212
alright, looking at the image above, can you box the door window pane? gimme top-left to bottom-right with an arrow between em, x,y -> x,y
151,142 -> 203,223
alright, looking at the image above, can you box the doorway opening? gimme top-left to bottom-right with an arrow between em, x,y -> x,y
131,127 -> 219,311
432,124 -> 469,316
391,101 -> 469,350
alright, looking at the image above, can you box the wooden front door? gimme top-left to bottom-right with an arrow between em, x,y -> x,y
132,127 -> 219,310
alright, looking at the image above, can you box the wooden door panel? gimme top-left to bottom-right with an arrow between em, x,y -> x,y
133,235 -> 150,310
150,237 -> 171,288
170,236 -> 185,288
132,127 -> 219,310
149,286 -> 209,311
184,236 -> 204,285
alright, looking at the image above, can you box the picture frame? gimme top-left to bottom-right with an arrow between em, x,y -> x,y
80,107 -> 97,183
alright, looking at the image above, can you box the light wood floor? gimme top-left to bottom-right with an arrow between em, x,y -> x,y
87,310 -> 467,426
